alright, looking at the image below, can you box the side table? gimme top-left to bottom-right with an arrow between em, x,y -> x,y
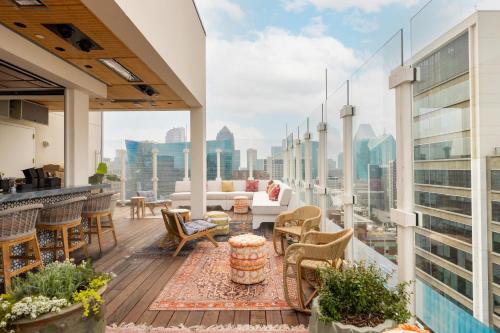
130,196 -> 145,219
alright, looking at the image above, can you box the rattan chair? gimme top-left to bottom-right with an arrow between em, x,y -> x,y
161,209 -> 218,257
283,228 -> 353,312
273,205 -> 322,255
38,196 -> 88,261
0,204 -> 44,290
82,192 -> 117,254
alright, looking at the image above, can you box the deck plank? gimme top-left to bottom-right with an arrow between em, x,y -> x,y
217,311 -> 235,325
185,311 -> 204,326
250,310 -> 266,325
168,311 -> 190,326
234,310 -> 250,325
151,310 -> 174,327
201,311 -> 219,326
266,311 -> 283,325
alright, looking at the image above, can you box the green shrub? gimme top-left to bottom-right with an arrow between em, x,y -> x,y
317,262 -> 411,326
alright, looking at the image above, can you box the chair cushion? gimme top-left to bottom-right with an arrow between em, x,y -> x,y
245,180 -> 259,192
269,184 -> 280,201
222,181 -> 234,192
137,190 -> 155,202
228,191 -> 253,199
177,212 -> 217,236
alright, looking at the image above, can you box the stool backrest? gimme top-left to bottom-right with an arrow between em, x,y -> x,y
0,204 -> 43,241
83,192 -> 116,214
39,196 -> 87,225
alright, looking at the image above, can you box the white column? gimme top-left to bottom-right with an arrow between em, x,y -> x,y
295,139 -> 302,185
183,148 -> 190,181
341,105 -> 354,260
64,88 -> 90,186
304,132 -> 312,189
248,155 -> 254,180
389,65 -> 416,317
190,108 -> 206,219
118,149 -> 127,206
215,148 -> 222,181
283,147 -> 289,182
151,148 -> 159,200
317,122 -> 328,230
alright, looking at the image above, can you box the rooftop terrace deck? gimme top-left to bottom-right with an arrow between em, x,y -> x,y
88,206 -> 309,328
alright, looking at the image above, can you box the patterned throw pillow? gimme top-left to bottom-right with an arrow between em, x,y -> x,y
266,180 -> 274,193
245,179 -> 259,192
221,181 -> 234,192
269,184 -> 280,201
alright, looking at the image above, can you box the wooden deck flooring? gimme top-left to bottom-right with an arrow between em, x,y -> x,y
86,206 -> 309,328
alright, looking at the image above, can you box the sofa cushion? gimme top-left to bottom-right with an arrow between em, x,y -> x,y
246,180 -> 259,192
228,191 -> 254,200
207,181 -> 221,192
233,180 -> 246,191
258,181 -> 269,192
170,192 -> 191,200
252,192 -> 287,215
207,191 -> 227,200
266,180 -> 274,193
269,184 -> 280,201
175,181 -> 191,193
222,181 -> 234,192
278,186 -> 292,206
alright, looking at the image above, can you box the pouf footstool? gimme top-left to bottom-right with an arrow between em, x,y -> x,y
228,234 -> 266,284
204,211 -> 231,236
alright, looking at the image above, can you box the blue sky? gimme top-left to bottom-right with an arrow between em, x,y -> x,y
104,0 -> 477,161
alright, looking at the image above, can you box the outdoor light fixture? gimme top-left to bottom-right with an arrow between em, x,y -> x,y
135,84 -> 159,97
44,23 -> 102,53
11,0 -> 45,7
99,58 -> 141,82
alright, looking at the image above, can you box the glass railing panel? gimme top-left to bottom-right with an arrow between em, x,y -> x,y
350,30 -> 402,274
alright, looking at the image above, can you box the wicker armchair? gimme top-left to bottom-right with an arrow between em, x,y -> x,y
82,192 -> 118,254
0,204 -> 44,290
38,196 -> 88,261
283,228 -> 353,312
161,209 -> 218,257
273,205 -> 321,255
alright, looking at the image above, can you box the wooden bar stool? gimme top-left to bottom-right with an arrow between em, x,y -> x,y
0,204 -> 44,291
82,192 -> 117,254
37,197 -> 88,261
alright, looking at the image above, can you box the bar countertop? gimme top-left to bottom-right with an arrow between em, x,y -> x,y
0,184 -> 111,204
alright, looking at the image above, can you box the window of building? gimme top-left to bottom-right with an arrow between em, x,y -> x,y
415,191 -> 471,216
493,201 -> 500,223
492,232 -> 500,255
416,233 -> 472,271
492,170 -> 500,191
415,170 -> 471,188
421,214 -> 472,244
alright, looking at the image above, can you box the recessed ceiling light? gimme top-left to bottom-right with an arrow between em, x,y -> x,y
11,0 -> 45,7
55,46 -> 65,52
98,58 -> 141,82
34,34 -> 45,39
84,64 -> 93,69
14,22 -> 27,28
133,102 -> 142,107
167,102 -> 173,105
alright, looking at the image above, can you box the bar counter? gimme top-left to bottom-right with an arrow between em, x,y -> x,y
0,184 -> 110,209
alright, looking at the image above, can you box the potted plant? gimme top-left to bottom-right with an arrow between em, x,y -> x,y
0,260 -> 113,333
88,163 -> 109,185
309,262 -> 411,333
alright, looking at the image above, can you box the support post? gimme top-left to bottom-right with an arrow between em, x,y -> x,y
151,148 -> 159,200
341,104 -> 354,260
215,148 -> 222,181
304,132 -> 312,189
317,122 -> 328,230
295,139 -> 302,186
183,148 -> 190,181
118,149 -> 127,206
190,107 -> 206,219
283,145 -> 289,183
389,65 -> 416,318
64,88 -> 90,186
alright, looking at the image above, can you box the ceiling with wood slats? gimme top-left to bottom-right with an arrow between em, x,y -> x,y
0,0 -> 189,111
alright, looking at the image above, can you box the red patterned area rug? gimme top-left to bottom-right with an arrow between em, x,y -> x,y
150,241 -> 290,311
106,324 -> 308,333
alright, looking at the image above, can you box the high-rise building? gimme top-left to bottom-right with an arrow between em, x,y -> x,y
216,126 -> 234,143
165,127 -> 185,143
247,148 -> 257,171
353,124 -> 376,182
270,146 -> 284,180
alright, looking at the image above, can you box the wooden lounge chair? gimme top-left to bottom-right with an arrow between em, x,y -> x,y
137,191 -> 171,215
161,209 -> 218,257
273,205 -> 321,255
283,228 -> 353,312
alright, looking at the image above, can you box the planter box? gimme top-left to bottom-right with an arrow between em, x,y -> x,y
13,287 -> 106,333
309,298 -> 396,333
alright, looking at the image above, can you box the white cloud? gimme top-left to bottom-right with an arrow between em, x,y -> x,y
301,16 -> 327,37
283,0 -> 419,12
206,27 -> 360,126
195,0 -> 245,21
342,10 -> 379,33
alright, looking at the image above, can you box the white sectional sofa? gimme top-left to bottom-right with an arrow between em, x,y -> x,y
170,179 -> 293,229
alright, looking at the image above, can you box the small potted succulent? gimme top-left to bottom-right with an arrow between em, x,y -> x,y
309,262 -> 411,333
0,260 -> 113,333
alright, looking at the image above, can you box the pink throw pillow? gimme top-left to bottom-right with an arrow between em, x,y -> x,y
269,184 -> 280,201
246,180 -> 259,192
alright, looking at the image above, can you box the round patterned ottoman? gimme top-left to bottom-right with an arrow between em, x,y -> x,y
228,234 -> 266,284
233,196 -> 249,214
204,211 -> 231,236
